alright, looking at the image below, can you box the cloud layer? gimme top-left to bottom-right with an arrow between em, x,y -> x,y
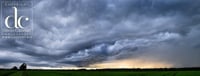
0,0 -> 200,68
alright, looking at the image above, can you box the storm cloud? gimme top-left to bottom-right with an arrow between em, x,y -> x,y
0,0 -> 200,68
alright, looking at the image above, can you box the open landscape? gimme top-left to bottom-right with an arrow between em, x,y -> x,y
1,0 -> 200,76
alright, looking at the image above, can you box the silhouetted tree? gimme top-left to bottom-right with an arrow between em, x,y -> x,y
19,63 -> 27,70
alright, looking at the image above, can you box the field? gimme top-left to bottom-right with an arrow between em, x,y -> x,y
0,69 -> 200,76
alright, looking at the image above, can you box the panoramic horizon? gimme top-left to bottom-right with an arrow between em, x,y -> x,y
0,0 -> 200,69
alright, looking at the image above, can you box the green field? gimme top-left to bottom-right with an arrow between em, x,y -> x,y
1,70 -> 200,76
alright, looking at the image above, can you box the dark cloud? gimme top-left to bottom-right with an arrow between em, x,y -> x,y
0,0 -> 200,68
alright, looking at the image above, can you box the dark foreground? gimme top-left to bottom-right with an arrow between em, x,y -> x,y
1,68 -> 200,76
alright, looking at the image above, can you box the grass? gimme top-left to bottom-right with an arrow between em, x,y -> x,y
0,69 -> 200,76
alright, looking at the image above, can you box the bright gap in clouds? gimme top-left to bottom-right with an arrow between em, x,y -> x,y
89,58 -> 173,69
27,58 -> 173,69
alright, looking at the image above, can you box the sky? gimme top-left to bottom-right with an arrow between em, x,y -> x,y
0,0 -> 200,69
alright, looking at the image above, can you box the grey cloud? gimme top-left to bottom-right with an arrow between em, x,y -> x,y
59,32 -> 180,66
0,0 -> 200,68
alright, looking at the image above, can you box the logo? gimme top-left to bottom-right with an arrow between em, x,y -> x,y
5,7 -> 29,29
1,0 -> 33,38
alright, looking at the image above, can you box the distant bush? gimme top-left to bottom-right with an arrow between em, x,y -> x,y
11,66 -> 18,70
